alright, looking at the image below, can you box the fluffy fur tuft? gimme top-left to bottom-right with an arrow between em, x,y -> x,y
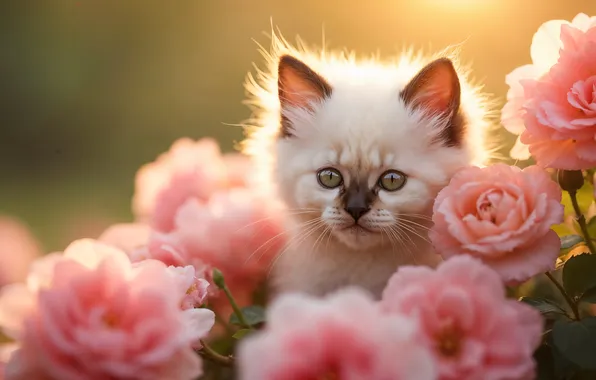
240,30 -> 496,298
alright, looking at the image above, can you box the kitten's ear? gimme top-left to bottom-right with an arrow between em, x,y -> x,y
400,58 -> 463,146
278,55 -> 332,137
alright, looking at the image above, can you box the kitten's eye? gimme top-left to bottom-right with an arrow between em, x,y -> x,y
378,170 -> 407,191
317,168 -> 343,189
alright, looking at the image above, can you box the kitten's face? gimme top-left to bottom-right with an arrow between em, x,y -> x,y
274,55 -> 471,251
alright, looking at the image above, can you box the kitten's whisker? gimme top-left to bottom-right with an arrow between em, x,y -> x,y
390,225 -> 417,264
267,220 -> 326,276
246,217 -> 322,264
398,213 -> 433,221
233,209 -> 319,234
325,225 -> 334,252
385,225 -> 404,251
283,207 -> 321,211
311,225 -> 331,256
380,226 -> 397,256
399,218 -> 432,231
390,224 -> 417,249
395,221 -> 431,243
267,223 -> 322,277
389,225 -> 414,264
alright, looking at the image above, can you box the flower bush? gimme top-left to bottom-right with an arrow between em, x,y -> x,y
501,13 -> 596,169
0,239 -> 215,379
1,11 -> 596,380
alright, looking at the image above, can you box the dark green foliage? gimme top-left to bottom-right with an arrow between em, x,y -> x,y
562,254 -> 596,300
229,305 -> 266,328
552,318 -> 596,371
520,297 -> 570,321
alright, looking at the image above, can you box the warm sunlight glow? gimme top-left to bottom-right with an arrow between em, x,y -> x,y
417,0 -> 499,12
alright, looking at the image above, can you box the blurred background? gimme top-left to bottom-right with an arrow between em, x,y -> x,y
1,0 -> 595,252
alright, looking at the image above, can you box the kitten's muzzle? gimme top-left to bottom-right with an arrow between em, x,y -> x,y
344,206 -> 370,222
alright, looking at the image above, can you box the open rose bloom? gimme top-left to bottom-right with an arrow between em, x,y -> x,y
430,164 -> 564,283
237,289 -> 437,380
132,138 -> 256,232
380,256 -> 543,380
501,13 -> 596,169
0,239 -> 215,380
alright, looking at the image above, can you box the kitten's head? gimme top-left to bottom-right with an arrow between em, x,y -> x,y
273,54 -> 472,250
241,34 -> 493,252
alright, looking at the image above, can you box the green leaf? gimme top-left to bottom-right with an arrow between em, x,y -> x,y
553,317 -> 596,370
519,297 -> 570,320
562,253 -> 596,299
560,235 -> 585,251
229,305 -> 266,327
232,329 -> 251,339
580,286 -> 596,304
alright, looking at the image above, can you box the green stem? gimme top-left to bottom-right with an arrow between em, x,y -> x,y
222,285 -> 253,330
545,272 -> 580,320
198,340 -> 234,367
568,190 -> 596,255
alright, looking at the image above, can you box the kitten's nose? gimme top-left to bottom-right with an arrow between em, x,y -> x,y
345,206 -> 370,222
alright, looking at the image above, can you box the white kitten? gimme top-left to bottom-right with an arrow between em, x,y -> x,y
241,34 -> 493,299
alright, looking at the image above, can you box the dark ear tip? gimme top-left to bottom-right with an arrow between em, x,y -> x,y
431,57 -> 456,71
279,54 -> 299,68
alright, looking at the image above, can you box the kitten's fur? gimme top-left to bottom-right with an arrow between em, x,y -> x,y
241,33 -> 493,299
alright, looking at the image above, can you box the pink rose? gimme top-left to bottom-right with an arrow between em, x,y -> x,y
101,186 -> 285,317
172,191 -> 284,285
168,191 -> 285,314
132,138 -> 257,232
0,239 -> 214,380
100,225 -> 219,308
0,217 -> 41,287
501,13 -> 596,169
380,256 -> 543,380
132,138 -> 228,231
100,185 -> 285,316
430,164 -> 564,283
237,288 -> 437,380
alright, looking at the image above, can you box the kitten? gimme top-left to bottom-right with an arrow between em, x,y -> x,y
241,33 -> 493,299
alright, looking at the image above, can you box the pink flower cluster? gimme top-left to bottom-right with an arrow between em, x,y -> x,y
0,138 -> 287,379
100,138 -> 286,313
238,256 -> 543,380
502,13 -> 596,170
0,239 -> 215,380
